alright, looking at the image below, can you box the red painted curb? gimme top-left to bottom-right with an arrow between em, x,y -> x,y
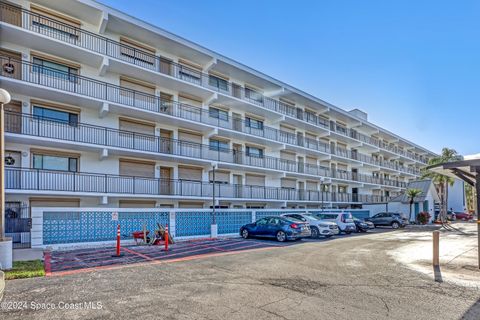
44,250 -> 52,276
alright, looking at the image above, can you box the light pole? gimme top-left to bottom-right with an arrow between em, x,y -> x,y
212,164 -> 216,225
0,89 -> 11,240
211,164 -> 218,238
0,88 -> 12,270
320,177 -> 324,211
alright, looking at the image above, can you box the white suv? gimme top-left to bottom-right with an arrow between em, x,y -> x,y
312,212 -> 356,234
281,213 -> 339,238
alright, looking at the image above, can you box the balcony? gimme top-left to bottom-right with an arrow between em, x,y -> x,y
0,57 -> 418,177
5,167 -> 391,204
0,1 -> 429,165
5,112 -> 407,189
330,124 -> 428,165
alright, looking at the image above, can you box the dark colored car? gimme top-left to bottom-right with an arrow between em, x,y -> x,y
365,212 -> 408,229
353,217 -> 374,232
455,212 -> 474,221
240,216 -> 311,242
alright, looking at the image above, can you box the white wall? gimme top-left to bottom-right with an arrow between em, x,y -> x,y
448,178 -> 465,212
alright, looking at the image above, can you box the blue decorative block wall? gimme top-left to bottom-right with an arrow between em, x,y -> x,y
175,211 -> 211,237
216,211 -> 252,234
43,211 -> 169,244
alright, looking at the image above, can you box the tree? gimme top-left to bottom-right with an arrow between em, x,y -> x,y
465,184 -> 474,212
406,188 -> 423,222
421,148 -> 462,222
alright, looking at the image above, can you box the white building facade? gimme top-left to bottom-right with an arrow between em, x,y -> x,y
0,0 -> 436,215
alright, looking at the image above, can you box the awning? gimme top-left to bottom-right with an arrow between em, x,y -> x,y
427,159 -> 480,186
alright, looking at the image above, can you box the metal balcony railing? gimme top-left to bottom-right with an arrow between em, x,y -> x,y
0,56 -> 419,177
0,1 -> 429,165
5,167 -> 391,203
329,123 -> 428,165
5,112 -> 408,189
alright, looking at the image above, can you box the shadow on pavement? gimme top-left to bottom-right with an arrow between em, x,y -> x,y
433,265 -> 443,283
462,298 -> 480,320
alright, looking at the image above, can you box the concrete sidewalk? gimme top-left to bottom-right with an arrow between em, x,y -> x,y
390,222 -> 479,288
13,248 -> 43,262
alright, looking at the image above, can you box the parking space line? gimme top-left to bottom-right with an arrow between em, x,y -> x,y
48,245 -> 282,277
122,247 -> 155,261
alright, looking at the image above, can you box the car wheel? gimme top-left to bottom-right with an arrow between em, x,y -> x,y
391,221 -> 400,229
310,227 -> 319,238
276,231 -> 287,242
241,229 -> 249,239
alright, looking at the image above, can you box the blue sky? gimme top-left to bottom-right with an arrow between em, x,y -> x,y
100,0 -> 479,156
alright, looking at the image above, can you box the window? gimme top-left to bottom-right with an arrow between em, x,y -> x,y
209,139 -> 229,152
256,218 -> 268,225
246,146 -> 263,158
178,64 -> 201,84
33,154 -> 78,172
33,105 -> 78,126
209,75 -> 228,91
305,110 -> 316,123
247,203 -> 265,209
31,6 -> 80,42
245,117 -> 263,130
209,107 -> 229,122
338,186 -> 347,193
245,87 -> 263,104
342,213 -> 353,220
119,38 -> 156,66
268,218 -> 281,225
32,57 -> 78,81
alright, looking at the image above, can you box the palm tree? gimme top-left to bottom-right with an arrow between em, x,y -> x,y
421,148 -> 462,222
465,184 -> 474,212
406,188 -> 423,222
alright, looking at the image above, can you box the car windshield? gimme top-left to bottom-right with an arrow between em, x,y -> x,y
343,213 -> 353,219
303,213 -> 319,220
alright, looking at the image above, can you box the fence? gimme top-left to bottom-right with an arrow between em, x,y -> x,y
31,207 -> 371,247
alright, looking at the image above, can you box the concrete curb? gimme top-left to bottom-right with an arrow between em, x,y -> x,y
0,270 -> 4,301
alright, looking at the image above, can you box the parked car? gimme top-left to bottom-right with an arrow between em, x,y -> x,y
454,212 -> 474,221
240,216 -> 311,242
352,217 -> 374,232
312,212 -> 356,234
281,213 -> 339,238
365,212 -> 408,229
447,211 -> 456,221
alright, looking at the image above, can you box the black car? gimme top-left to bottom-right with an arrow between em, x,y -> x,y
365,212 -> 408,229
352,217 -> 374,232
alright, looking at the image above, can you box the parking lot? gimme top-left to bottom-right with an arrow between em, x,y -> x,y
47,238 -> 294,275
46,228 -> 391,275
3,226 -> 479,320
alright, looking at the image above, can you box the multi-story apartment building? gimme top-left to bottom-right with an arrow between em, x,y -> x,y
0,0 -> 436,212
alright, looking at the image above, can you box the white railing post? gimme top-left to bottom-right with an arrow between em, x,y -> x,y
169,211 -> 176,238
251,210 -> 256,223
30,207 -> 44,248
